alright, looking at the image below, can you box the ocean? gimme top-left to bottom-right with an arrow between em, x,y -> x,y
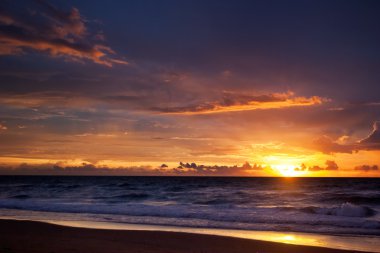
0,176 -> 379,237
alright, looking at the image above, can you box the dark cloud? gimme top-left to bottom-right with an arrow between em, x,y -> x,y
308,165 -> 324,172
0,161 -> 264,176
294,163 -> 307,171
354,165 -> 379,172
360,121 -> 380,144
172,161 -> 264,176
0,1 -> 127,66
307,160 -> 339,171
0,162 -> 154,176
325,160 -> 338,170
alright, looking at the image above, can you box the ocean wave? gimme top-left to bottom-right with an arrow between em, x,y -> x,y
193,199 -> 235,205
321,195 -> 380,205
63,184 -> 81,189
0,199 -> 379,232
114,193 -> 150,200
10,194 -> 30,199
165,186 -> 185,192
1,177 -> 379,236
1,205 -> 380,236
13,184 -> 34,188
117,182 -> 131,187
302,203 -> 377,217
94,193 -> 151,201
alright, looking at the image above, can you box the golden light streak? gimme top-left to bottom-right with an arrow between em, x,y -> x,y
165,96 -> 325,115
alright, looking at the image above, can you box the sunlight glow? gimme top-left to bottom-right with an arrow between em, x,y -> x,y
272,164 -> 306,177
263,155 -> 308,177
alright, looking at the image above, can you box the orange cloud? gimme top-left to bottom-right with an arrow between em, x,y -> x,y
312,136 -> 355,154
0,124 -> 7,131
0,2 -> 127,66
154,92 -> 327,115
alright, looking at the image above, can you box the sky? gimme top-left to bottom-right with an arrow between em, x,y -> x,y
0,0 -> 380,176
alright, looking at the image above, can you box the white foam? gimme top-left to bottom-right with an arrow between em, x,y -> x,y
313,203 -> 376,217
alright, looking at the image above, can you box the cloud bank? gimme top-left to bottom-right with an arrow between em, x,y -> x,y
1,160 -> 379,176
0,161 -> 264,176
354,165 -> 379,172
297,160 -> 339,172
171,161 -> 264,176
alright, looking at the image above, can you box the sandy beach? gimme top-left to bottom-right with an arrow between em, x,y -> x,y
0,219 -> 372,253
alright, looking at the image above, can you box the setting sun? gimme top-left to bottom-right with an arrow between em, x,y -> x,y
263,155 -> 309,177
272,164 -> 306,177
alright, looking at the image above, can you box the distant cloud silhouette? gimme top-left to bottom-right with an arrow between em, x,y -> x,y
354,165 -> 379,171
308,165 -> 324,171
308,160 -> 339,171
0,161 -> 265,176
0,162 -> 158,176
173,161 -> 264,176
325,160 -> 339,170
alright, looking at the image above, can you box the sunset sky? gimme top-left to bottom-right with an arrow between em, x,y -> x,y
1,0 -> 380,176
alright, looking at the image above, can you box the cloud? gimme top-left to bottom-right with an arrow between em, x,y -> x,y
354,165 -> 379,172
325,160 -> 339,170
312,136 -> 355,154
0,161 -> 264,176
313,121 -> 380,154
294,163 -> 307,171
360,121 -> 380,144
0,1 -> 127,66
152,91 -> 326,115
307,160 -> 339,171
171,161 -> 264,176
0,123 -> 7,130
0,162 -> 155,176
0,90 -> 326,119
308,165 -> 324,171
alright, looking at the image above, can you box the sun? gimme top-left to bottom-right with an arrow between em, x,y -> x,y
272,164 -> 306,177
263,155 -> 309,177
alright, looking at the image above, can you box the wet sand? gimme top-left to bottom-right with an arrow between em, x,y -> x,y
0,219 -> 372,253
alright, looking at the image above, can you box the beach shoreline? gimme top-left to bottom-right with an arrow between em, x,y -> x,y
2,210 -> 380,252
0,219 -> 374,253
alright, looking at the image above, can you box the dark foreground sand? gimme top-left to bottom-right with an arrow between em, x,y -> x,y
0,219 -> 372,253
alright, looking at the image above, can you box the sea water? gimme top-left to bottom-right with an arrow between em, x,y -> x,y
0,176 -> 379,251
